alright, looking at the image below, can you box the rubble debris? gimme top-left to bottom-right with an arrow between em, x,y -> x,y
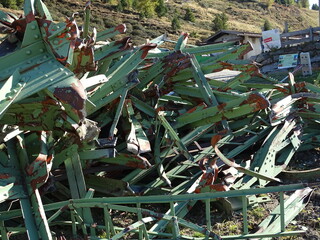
0,0 -> 319,239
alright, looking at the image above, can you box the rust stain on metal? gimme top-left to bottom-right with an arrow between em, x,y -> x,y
241,93 -> 270,110
140,43 -> 157,59
53,80 -> 87,118
115,24 -> 126,34
20,63 -> 42,74
0,174 -> 10,179
25,12 -> 36,24
217,102 -> 227,111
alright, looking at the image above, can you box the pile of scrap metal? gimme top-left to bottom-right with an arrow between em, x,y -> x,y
0,0 -> 319,239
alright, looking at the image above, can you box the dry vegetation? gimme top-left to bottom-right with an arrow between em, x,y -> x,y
0,0 -> 318,44
34,0 -> 319,45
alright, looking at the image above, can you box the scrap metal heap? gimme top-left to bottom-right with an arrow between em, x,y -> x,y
0,0 -> 319,239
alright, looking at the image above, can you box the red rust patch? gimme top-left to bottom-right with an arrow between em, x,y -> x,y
20,63 -> 41,74
241,93 -> 270,110
115,24 -> 126,34
217,102 -> 227,111
211,130 -> 227,147
182,32 -> 189,39
186,103 -> 207,114
140,43 -> 157,59
30,175 -> 48,192
25,12 -> 36,24
0,174 -> 10,179
53,80 -> 87,118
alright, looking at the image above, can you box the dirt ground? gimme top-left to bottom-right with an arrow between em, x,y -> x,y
279,150 -> 320,240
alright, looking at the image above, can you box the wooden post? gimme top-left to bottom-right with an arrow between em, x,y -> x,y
284,21 -> 288,33
284,21 -> 289,42
309,27 -> 313,42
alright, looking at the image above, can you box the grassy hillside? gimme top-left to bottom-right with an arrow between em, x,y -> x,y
2,0 -> 320,45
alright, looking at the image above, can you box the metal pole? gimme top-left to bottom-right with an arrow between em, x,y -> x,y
319,0 -> 320,27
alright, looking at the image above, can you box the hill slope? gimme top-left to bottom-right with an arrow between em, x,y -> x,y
4,0 -> 320,45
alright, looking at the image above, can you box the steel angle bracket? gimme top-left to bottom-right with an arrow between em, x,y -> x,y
149,33 -> 168,46
94,36 -> 132,62
256,187 -> 313,240
153,119 -> 172,188
174,32 -> 189,51
87,73 -> 139,115
98,153 -> 151,169
270,92 -> 320,126
7,135 -> 52,240
0,71 -> 25,120
84,175 -> 133,197
96,24 -> 126,42
157,112 -> 193,161
251,117 -> 302,187
0,183 -> 13,203
147,41 -> 236,58
124,99 -> 151,155
190,55 -> 219,107
211,133 -> 281,183
175,92 -> 270,129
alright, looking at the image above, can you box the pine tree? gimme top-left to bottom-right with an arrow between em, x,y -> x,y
212,13 -> 228,32
108,0 -> 118,4
171,16 -> 181,31
1,0 -> 17,8
263,19 -> 272,31
300,0 -> 309,8
16,0 -> 22,7
155,0 -> 167,17
266,0 -> 274,8
136,0 -> 157,18
184,8 -> 195,22
132,0 -> 138,9
312,3 -> 319,10
285,0 -> 294,5
120,0 -> 128,8
116,1 -> 123,12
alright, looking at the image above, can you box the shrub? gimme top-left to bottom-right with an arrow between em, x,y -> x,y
190,31 -> 198,38
116,2 -> 123,12
171,16 -> 181,31
212,13 -> 228,32
300,0 -> 309,8
155,0 -> 167,17
266,0 -> 274,8
263,19 -> 272,31
120,0 -> 129,8
136,0 -> 157,18
184,8 -> 195,22
1,0 -> 17,9
312,3 -> 319,10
